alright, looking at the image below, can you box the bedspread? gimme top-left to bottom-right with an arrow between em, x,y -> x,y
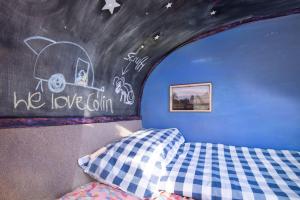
159,143 -> 300,200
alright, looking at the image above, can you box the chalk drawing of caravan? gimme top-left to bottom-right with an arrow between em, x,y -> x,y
24,36 -> 104,93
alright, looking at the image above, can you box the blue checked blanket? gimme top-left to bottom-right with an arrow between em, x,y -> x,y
159,143 -> 300,200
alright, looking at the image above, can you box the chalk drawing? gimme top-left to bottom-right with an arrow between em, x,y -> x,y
24,36 -> 104,93
16,36 -> 114,114
113,76 -> 135,105
122,52 -> 149,75
75,58 -> 90,87
48,73 -> 66,93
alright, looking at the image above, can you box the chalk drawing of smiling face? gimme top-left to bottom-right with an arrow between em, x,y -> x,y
24,36 -> 95,93
48,73 -> 66,93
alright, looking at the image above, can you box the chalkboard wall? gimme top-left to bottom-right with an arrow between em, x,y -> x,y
0,0 -> 299,127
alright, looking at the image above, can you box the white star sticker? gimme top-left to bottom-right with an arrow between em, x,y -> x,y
102,0 -> 120,14
166,2 -> 172,9
154,34 -> 160,40
210,10 -> 217,16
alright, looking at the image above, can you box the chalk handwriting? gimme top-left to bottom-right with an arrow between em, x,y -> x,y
113,76 -> 135,105
13,91 -> 113,113
122,52 -> 149,75
14,92 -> 45,110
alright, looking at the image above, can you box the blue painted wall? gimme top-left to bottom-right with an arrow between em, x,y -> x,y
141,14 -> 300,151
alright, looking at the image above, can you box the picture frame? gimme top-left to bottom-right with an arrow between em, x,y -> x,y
170,83 -> 212,112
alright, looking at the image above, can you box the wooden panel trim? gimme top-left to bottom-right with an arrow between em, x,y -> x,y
0,116 -> 141,129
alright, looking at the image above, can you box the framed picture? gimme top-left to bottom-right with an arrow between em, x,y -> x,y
170,83 -> 212,112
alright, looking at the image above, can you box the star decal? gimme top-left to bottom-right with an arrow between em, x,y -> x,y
102,0 -> 120,14
210,10 -> 217,16
154,34 -> 160,40
166,2 -> 173,9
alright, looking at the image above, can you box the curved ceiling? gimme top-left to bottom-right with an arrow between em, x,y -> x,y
0,0 -> 300,121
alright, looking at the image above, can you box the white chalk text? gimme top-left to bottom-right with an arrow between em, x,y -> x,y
13,92 -> 114,113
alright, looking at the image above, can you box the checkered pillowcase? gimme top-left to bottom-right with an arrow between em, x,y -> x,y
78,128 -> 185,199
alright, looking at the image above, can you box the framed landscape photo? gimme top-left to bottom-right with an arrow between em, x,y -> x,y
170,83 -> 212,112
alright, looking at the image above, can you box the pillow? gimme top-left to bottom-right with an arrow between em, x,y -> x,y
58,181 -> 192,200
58,182 -> 140,200
78,128 -> 185,199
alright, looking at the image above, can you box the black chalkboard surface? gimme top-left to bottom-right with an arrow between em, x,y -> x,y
0,0 -> 144,118
0,0 -> 299,123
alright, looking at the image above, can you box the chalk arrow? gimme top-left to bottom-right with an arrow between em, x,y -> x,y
122,62 -> 131,76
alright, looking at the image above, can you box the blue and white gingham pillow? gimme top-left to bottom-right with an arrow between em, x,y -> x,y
78,128 -> 184,199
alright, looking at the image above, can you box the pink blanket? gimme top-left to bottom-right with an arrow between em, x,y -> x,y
59,182 -> 193,200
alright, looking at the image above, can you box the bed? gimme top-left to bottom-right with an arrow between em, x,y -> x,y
65,128 -> 300,200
